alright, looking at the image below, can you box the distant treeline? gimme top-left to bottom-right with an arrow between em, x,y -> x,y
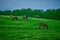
0,8 -> 60,20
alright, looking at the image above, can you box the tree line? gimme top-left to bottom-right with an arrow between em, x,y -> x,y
0,8 -> 60,20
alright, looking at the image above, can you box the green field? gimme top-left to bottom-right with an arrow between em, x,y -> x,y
0,15 -> 60,40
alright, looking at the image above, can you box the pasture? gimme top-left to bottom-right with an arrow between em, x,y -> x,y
0,15 -> 60,40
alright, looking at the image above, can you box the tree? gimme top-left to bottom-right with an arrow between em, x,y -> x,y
2,10 -> 11,15
0,10 -> 3,15
33,9 -> 43,17
42,8 -> 60,20
12,9 -> 20,16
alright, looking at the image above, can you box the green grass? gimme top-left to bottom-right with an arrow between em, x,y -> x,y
0,15 -> 60,40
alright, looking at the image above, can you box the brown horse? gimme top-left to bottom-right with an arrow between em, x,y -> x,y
22,15 -> 28,20
12,16 -> 18,20
38,23 -> 48,29
10,14 -> 18,20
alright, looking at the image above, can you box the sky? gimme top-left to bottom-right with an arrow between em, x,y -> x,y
0,0 -> 60,10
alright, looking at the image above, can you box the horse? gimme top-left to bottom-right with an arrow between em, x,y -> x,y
10,13 -> 18,20
12,16 -> 18,20
22,15 -> 28,20
38,23 -> 48,29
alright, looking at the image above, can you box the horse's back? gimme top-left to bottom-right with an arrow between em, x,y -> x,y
38,23 -> 48,29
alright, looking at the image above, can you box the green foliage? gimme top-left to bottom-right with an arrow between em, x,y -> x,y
0,8 -> 60,20
12,9 -> 20,16
0,10 -> 3,15
32,9 -> 43,17
42,9 -> 60,20
3,10 -> 11,15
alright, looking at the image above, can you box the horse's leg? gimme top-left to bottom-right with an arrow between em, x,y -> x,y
16,17 -> 17,20
45,26 -> 48,30
46,26 -> 48,29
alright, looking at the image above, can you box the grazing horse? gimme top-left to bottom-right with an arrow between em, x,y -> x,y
10,13 -> 18,20
38,23 -> 48,29
22,15 -> 28,20
12,16 -> 18,20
